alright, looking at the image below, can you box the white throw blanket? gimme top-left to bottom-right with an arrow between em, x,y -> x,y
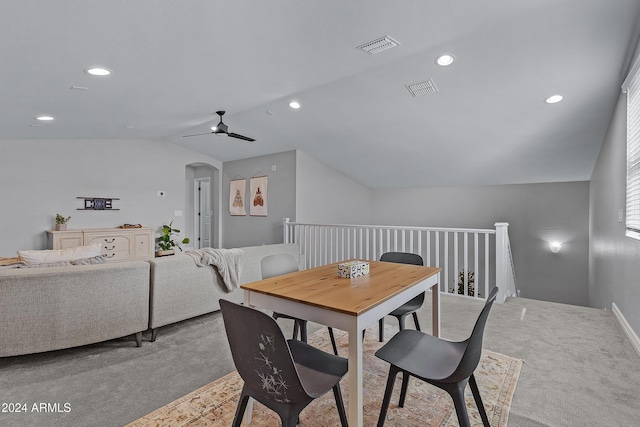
185,248 -> 244,292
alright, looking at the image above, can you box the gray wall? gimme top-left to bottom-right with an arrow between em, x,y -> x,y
222,151 -> 296,248
590,91 -> 640,332
292,148 -> 592,306
1,137 -> 595,310
0,138 -> 221,255
295,150 -> 372,224
369,182 -> 590,306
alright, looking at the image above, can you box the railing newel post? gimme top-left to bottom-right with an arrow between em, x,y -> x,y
494,222 -> 510,303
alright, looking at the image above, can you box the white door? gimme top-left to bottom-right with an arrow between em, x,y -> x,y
194,178 -> 212,248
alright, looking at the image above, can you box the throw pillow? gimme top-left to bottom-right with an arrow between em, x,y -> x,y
18,243 -> 102,265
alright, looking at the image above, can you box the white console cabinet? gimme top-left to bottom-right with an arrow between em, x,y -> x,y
46,227 -> 155,262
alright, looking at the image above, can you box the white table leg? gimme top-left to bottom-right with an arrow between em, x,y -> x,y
432,276 -> 441,337
347,322 -> 364,426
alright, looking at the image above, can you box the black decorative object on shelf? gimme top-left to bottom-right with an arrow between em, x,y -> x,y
77,197 -> 120,211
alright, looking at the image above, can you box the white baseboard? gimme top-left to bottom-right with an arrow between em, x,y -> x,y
612,303 -> 640,357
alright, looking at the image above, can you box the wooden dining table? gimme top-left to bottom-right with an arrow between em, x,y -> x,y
241,259 -> 442,427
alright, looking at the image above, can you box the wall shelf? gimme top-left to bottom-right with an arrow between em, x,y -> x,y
77,197 -> 120,210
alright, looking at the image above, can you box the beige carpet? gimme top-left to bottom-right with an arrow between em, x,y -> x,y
128,326 -> 522,427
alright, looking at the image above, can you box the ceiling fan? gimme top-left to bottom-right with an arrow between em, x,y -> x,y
183,110 -> 256,142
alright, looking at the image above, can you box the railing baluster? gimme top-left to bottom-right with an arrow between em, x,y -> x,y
444,232 -> 449,294
463,232 -> 468,297
474,233 -> 479,297
401,229 -> 406,252
435,231 -> 440,290
454,232 -> 459,296
485,232 -> 490,299
426,231 -> 431,267
366,228 -> 370,260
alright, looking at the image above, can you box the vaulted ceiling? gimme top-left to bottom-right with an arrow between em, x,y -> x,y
2,1 -> 640,189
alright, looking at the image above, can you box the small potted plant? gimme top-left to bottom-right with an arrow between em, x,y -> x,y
156,221 -> 190,256
55,214 -> 71,231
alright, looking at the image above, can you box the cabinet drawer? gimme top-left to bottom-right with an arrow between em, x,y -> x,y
101,250 -> 132,262
85,234 -> 131,252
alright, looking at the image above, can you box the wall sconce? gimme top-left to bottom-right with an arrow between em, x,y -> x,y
549,241 -> 562,253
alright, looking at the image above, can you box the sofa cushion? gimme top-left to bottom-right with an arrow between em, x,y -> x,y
18,243 -> 102,265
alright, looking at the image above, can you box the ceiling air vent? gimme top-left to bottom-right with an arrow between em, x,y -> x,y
406,79 -> 438,97
357,35 -> 400,55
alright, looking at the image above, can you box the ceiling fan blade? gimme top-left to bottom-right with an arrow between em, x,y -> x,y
183,132 -> 214,138
228,132 -> 256,142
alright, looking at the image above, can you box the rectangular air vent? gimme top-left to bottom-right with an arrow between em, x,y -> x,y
406,79 -> 438,97
357,36 -> 400,55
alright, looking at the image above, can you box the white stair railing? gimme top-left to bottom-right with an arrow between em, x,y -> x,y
283,219 -> 516,302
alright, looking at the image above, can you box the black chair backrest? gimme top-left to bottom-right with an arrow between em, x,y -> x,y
261,253 -> 299,279
445,286 -> 499,383
380,252 -> 424,266
219,299 -> 308,404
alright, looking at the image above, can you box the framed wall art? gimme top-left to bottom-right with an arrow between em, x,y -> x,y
229,178 -> 246,216
250,175 -> 268,216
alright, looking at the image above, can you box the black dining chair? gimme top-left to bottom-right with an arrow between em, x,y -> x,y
377,252 -> 425,342
261,253 -> 338,356
374,286 -> 499,427
219,299 -> 348,427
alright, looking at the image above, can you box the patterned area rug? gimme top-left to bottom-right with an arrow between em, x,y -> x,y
128,326 -> 522,427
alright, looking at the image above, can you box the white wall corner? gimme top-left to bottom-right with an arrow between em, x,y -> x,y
612,303 -> 640,357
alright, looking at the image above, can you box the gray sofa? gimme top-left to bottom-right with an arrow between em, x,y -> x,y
0,243 -> 302,357
148,243 -> 302,340
0,261 -> 150,357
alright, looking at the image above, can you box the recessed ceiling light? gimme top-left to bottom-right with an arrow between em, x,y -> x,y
289,101 -> 301,109
85,67 -> 112,76
545,94 -> 564,104
36,115 -> 54,121
436,54 -> 455,66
